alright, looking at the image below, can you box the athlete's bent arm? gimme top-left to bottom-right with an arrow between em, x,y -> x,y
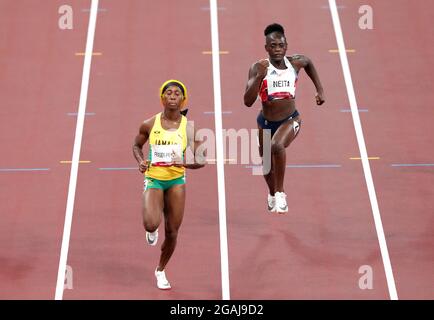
132,120 -> 151,173
244,60 -> 269,107
292,54 -> 325,105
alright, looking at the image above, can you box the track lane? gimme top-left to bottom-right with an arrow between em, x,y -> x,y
0,0 -> 91,299
218,0 -> 390,299
63,0 -> 221,299
338,0 -> 434,299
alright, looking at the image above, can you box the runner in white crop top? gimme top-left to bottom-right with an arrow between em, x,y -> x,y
244,23 -> 325,214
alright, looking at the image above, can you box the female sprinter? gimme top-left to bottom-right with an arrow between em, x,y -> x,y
244,23 -> 325,214
132,80 -> 205,290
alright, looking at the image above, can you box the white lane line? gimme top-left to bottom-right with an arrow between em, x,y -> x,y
66,112 -> 96,116
209,0 -> 230,300
340,108 -> 368,113
55,0 -> 99,300
321,4 -> 346,9
203,111 -> 232,115
201,6 -> 226,11
328,0 -> 398,300
81,8 -> 107,12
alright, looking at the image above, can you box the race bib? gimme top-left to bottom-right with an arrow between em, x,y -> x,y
267,73 -> 295,96
150,144 -> 183,166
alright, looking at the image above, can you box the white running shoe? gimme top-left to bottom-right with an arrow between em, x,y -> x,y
267,194 -> 276,212
275,192 -> 288,213
146,229 -> 158,246
155,268 -> 171,290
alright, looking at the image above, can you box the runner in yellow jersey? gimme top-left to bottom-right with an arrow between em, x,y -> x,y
132,80 -> 205,290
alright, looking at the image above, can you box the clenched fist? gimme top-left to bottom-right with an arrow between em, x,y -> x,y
139,160 -> 151,173
315,91 -> 325,106
255,59 -> 269,79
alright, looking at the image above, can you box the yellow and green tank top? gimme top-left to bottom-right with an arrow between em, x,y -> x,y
146,112 -> 188,180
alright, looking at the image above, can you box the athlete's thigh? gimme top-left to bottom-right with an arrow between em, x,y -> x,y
142,188 -> 164,223
272,117 -> 302,148
163,184 -> 186,230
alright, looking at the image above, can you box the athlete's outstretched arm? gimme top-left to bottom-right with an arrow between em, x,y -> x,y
244,60 -> 269,107
132,120 -> 151,173
291,54 -> 325,105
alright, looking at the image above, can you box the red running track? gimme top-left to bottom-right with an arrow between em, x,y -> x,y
337,0 -> 434,299
0,0 -> 433,300
0,0 -> 91,299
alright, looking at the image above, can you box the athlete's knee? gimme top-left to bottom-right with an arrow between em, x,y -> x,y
164,228 -> 179,241
143,220 -> 159,233
271,140 -> 285,154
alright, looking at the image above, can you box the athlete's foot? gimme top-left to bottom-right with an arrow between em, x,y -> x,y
275,192 -> 288,213
155,267 -> 171,290
267,194 -> 276,212
146,229 -> 158,246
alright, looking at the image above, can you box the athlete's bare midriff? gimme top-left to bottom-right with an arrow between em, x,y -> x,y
261,97 -> 297,122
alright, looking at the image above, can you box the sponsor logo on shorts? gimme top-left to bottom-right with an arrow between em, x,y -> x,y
293,121 -> 300,135
144,178 -> 155,190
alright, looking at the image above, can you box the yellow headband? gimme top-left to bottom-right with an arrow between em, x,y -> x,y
159,79 -> 188,107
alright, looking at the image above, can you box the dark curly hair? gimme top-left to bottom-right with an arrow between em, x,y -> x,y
264,23 -> 285,36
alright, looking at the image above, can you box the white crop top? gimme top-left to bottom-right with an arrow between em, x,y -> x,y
259,56 -> 298,102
